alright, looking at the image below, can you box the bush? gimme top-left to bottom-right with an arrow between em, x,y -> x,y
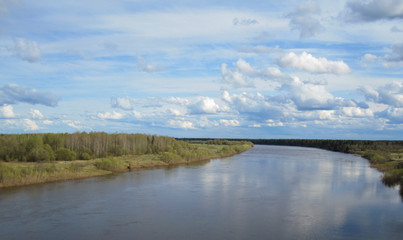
55,148 -> 77,161
363,151 -> 388,164
95,158 -> 120,171
27,147 -> 51,162
160,152 -> 182,163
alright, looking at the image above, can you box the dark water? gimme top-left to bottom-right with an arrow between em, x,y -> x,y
1,145 -> 402,240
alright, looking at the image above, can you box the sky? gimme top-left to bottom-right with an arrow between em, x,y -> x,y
0,0 -> 402,139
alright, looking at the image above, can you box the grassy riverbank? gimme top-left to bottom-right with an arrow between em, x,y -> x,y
0,140 -> 253,188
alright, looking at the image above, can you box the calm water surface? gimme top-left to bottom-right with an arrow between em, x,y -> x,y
1,145 -> 402,239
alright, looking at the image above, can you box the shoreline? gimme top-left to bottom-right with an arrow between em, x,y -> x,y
0,142 -> 253,188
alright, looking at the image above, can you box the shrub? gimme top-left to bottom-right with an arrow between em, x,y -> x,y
160,152 -> 182,163
55,148 -> 77,161
27,147 -> 48,162
95,158 -> 120,171
363,151 -> 388,164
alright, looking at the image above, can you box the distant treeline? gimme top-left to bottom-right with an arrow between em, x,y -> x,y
248,139 -> 403,153
0,132 -> 176,162
181,138 -> 403,155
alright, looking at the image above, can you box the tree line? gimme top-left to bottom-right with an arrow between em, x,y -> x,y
0,132 -> 176,162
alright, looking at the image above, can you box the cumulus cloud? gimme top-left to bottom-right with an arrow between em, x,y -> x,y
342,0 -> 403,22
232,17 -> 258,26
169,120 -> 195,129
188,97 -> 222,114
221,58 -> 288,88
282,77 -> 339,110
63,120 -> 84,130
30,109 -> 43,119
0,104 -> 15,118
221,61 -> 256,88
13,38 -> 41,63
287,1 -> 325,38
0,84 -> 60,107
341,107 -> 373,118
222,91 -> 286,121
22,119 -> 39,131
111,97 -> 134,110
97,111 -> 124,120
362,53 -> 379,62
360,82 -> 403,107
277,52 -> 351,74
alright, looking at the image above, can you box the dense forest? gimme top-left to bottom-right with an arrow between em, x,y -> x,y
0,132 -> 176,162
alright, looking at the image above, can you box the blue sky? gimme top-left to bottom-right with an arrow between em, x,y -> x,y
0,0 -> 402,139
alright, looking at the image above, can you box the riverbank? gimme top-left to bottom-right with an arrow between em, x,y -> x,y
0,141 -> 253,188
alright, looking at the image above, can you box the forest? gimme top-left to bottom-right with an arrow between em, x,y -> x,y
0,132 -> 177,162
0,134 -> 253,188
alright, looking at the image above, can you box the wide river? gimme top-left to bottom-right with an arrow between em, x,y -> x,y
1,145 -> 402,239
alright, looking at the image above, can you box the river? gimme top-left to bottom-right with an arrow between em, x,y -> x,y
0,145 -> 402,239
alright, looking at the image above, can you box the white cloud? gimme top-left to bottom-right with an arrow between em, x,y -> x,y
111,97 -> 133,110
221,61 -> 255,88
169,120 -> 195,129
222,91 -> 286,121
167,108 -> 184,116
188,97 -> 222,114
221,58 -> 288,88
13,38 -> 41,63
282,77 -> 338,110
0,104 -> 15,118
341,107 -> 373,118
362,53 -> 379,62
277,52 -> 351,74
133,110 -> 143,119
63,120 -> 84,130
97,111 -> 124,120
30,109 -> 43,119
42,120 -> 54,125
294,110 -> 337,121
342,0 -> 403,22
265,119 -> 285,127
23,119 -> 39,131
219,119 -> 240,127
